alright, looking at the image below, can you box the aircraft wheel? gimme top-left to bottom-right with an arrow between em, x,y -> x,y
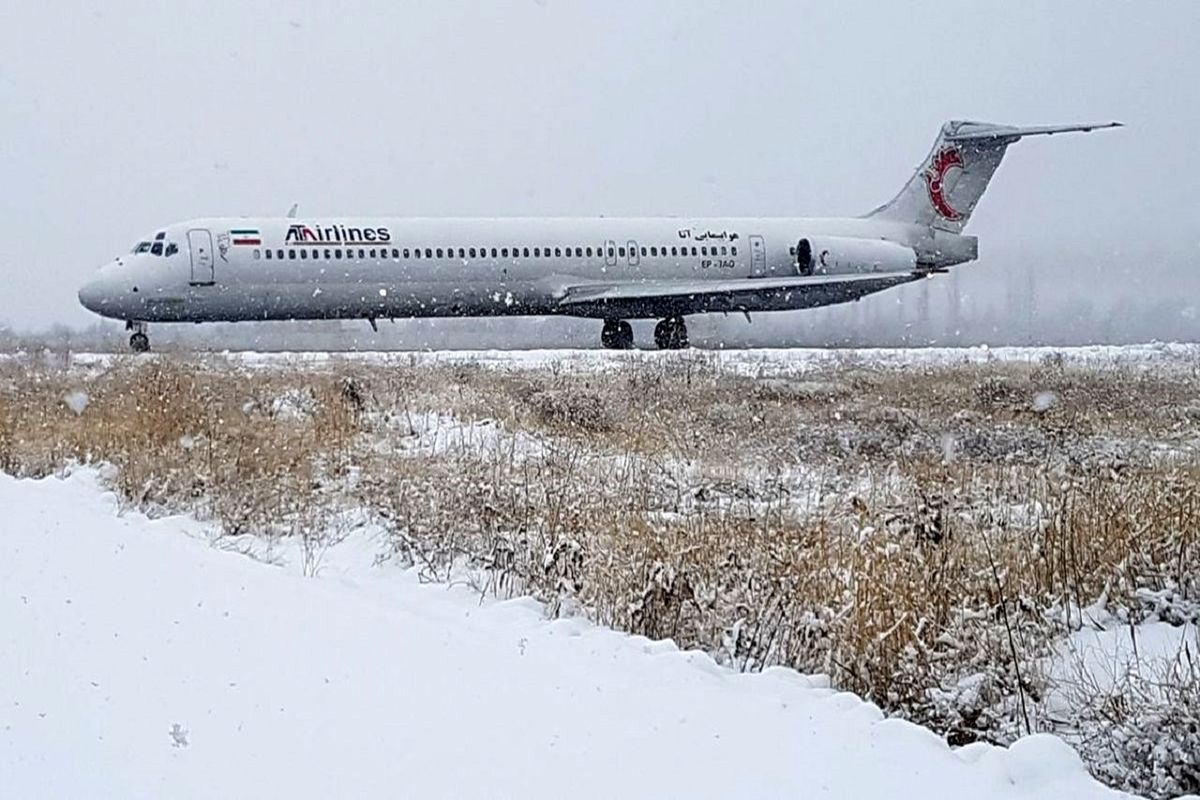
617,321 -> 633,349
601,319 -> 634,350
654,317 -> 688,350
129,332 -> 151,353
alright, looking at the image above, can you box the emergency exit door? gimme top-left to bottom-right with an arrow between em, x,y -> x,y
749,235 -> 767,276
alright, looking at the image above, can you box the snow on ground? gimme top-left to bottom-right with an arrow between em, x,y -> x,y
1054,618 -> 1198,695
40,340 -> 1200,376
1,470 -> 1131,799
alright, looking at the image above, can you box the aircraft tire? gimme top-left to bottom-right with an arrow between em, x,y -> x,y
654,317 -> 688,350
129,332 -> 151,353
601,319 -> 634,350
617,321 -> 633,349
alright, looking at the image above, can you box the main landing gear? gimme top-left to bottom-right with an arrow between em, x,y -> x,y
126,321 -> 150,353
599,317 -> 690,350
601,319 -> 634,350
653,317 -> 688,350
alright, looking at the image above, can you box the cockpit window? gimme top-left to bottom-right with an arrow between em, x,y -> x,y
154,231 -> 166,241
164,242 -> 178,257
150,242 -> 163,256
133,242 -> 152,254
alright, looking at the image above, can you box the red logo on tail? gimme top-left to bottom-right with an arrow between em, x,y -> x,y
923,146 -> 964,221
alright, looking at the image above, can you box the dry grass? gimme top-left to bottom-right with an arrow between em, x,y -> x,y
1,351 -> 1197,796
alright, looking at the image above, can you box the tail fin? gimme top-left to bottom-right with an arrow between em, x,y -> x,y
866,120 -> 1122,232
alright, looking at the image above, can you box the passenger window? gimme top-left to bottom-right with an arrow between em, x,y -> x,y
701,247 -> 708,256
607,246 -> 615,257
691,246 -> 698,256
414,249 -> 422,259
586,247 -> 593,257
640,247 -> 647,257
150,242 -> 163,256
324,249 -> 331,259
650,247 -> 658,257
369,249 -> 376,258
335,249 -> 342,259
554,247 -> 561,257
671,247 -> 678,256
500,248 -> 508,258
618,247 -> 626,257
359,249 -> 366,259
425,248 -> 432,258
490,248 -> 498,258
575,247 -> 583,257
432,248 -> 440,258
254,249 -> 261,260
468,248 -> 476,258
403,248 -> 411,258
721,246 -> 728,255
457,248 -> 465,259
523,247 -> 530,258
265,249 -> 273,260
731,246 -> 738,256
300,249 -> 307,259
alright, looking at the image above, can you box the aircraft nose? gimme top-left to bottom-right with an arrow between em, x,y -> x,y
78,276 -> 110,314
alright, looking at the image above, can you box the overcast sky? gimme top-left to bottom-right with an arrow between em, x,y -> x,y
1,0 -> 1196,333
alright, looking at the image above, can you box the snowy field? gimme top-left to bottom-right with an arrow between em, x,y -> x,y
35,340 -> 1200,375
2,344 -> 1197,798
0,469 -> 1127,799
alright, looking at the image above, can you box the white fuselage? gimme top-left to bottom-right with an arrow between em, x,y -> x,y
79,215 -> 965,324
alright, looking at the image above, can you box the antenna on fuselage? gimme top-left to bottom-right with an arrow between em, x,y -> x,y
287,203 -> 299,218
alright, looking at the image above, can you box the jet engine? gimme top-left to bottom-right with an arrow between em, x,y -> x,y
795,237 -> 917,277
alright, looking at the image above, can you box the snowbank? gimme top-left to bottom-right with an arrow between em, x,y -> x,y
0,470 -> 1129,799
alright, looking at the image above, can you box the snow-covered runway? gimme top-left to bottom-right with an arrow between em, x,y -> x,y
1,471 -> 1127,798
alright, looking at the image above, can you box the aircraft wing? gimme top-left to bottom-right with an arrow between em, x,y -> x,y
556,271 -> 920,318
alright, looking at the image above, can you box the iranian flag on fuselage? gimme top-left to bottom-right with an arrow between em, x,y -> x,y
231,228 -> 261,246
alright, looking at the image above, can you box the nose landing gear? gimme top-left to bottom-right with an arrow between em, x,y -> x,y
600,319 -> 634,350
653,317 -> 688,350
126,321 -> 150,353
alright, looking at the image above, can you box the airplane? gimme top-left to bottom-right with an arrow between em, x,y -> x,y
78,120 -> 1121,352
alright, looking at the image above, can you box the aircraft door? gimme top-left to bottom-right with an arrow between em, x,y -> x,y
627,240 -> 640,267
187,229 -> 215,285
604,240 -> 617,268
749,235 -> 767,276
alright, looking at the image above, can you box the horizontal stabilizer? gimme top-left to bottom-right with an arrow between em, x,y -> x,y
945,121 -> 1123,143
